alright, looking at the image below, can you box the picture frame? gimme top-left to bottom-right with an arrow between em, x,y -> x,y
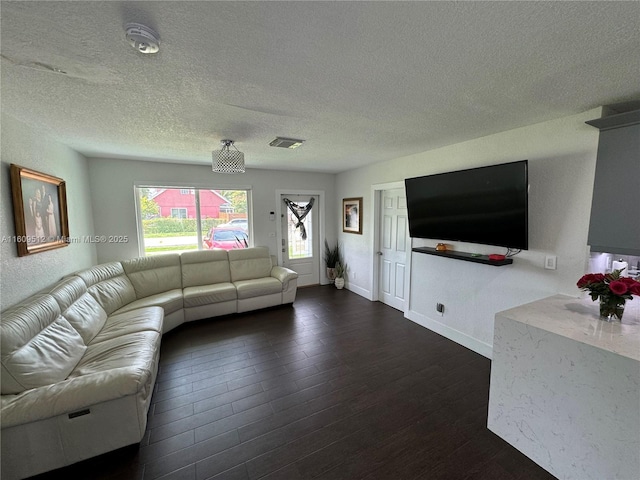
10,164 -> 69,256
342,197 -> 363,234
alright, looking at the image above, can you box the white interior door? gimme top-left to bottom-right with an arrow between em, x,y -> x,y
377,188 -> 409,310
281,194 -> 320,287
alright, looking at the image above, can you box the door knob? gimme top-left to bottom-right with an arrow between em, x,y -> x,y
376,251 -> 383,256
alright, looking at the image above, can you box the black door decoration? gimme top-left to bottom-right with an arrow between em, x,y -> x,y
283,197 -> 315,240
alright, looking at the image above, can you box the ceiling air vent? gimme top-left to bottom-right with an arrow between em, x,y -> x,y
269,137 -> 305,149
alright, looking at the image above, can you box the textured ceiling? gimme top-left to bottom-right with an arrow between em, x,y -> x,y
1,1 -> 639,173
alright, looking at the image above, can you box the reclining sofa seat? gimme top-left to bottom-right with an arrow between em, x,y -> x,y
1,266 -> 163,480
118,254 -> 184,333
229,247 -> 299,312
181,249 -> 238,321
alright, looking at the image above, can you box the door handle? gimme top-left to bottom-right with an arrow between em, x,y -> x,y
376,251 -> 383,256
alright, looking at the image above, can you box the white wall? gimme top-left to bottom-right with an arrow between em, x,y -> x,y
0,114 -> 97,310
86,158 -> 336,263
335,108 -> 601,357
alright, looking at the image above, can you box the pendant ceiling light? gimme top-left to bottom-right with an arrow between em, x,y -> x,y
212,139 -> 245,174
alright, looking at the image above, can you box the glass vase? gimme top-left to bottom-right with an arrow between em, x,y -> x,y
599,296 -> 625,322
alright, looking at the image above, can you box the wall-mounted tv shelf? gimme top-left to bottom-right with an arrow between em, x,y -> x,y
412,247 -> 513,266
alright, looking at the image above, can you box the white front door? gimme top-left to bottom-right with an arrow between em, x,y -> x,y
281,194 -> 320,287
377,188 -> 409,311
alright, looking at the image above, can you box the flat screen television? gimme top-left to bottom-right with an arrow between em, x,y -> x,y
405,160 -> 528,250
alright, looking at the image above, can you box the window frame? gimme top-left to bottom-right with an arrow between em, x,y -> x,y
134,183 -> 253,257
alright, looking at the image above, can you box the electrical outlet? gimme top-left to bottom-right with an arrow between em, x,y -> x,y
545,255 -> 557,270
436,303 -> 445,316
351,272 -> 356,280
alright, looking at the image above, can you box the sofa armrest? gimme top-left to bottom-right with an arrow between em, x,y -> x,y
1,366 -> 152,429
270,266 -> 298,289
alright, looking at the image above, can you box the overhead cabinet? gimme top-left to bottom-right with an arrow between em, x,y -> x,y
586,110 -> 640,256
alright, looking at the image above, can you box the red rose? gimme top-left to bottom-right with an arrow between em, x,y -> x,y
609,280 -> 628,296
577,274 -> 592,288
619,277 -> 637,285
630,282 -> 640,296
577,273 -> 601,288
577,273 -> 608,289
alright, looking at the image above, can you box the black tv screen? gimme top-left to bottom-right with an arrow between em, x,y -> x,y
405,160 -> 528,250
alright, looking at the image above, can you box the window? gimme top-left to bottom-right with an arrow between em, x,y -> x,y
171,208 -> 187,219
136,187 -> 251,256
286,201 -> 313,259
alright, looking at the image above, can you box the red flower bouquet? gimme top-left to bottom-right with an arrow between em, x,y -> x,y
577,269 -> 640,320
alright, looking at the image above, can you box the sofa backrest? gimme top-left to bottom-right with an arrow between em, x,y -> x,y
121,254 -> 182,299
228,247 -> 272,282
1,294 -> 86,395
75,262 -> 137,315
180,250 -> 231,287
48,276 -> 107,344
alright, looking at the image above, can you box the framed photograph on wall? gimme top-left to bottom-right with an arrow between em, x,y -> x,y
342,197 -> 362,234
10,164 -> 69,256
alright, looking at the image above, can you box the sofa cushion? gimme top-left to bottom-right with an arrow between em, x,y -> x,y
90,306 -> 164,344
121,254 -> 182,299
2,316 -> 86,394
87,276 -> 137,315
180,250 -> 231,287
47,276 -> 107,344
112,289 -> 183,316
234,277 -> 283,299
75,262 -> 137,315
48,276 -> 87,312
70,330 -> 160,379
1,294 -> 61,353
1,294 -> 63,394
183,283 -> 237,307
60,292 -> 108,344
75,261 -> 129,287
228,247 -> 272,282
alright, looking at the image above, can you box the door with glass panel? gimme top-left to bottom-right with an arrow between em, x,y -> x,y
281,194 -> 320,287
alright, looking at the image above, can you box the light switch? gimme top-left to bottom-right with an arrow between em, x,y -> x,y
545,255 -> 557,270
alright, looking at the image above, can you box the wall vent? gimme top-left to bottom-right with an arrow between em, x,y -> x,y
269,137 -> 304,149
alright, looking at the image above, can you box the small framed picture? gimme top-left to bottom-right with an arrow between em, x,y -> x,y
342,197 -> 362,235
10,164 -> 70,256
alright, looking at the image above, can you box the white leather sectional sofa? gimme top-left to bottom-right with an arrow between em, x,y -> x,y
0,247 -> 298,480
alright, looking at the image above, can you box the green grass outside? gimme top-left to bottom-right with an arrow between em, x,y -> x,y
144,232 -> 198,238
145,245 -> 198,254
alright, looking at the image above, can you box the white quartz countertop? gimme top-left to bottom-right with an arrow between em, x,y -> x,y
497,294 -> 640,362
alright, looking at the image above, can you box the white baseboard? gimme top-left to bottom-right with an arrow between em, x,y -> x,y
405,309 -> 493,359
345,283 -> 372,300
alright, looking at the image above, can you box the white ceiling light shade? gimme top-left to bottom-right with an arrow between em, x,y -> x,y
212,140 -> 245,174
125,23 -> 160,54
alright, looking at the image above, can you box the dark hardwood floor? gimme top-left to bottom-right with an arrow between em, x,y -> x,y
31,286 -> 556,480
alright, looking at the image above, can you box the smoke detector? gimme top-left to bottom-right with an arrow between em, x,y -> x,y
125,23 -> 160,54
269,137 -> 305,149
